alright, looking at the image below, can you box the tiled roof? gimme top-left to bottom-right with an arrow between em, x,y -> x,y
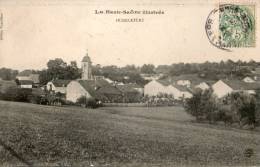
96,86 -> 122,95
222,79 -> 260,90
78,79 -> 121,97
116,85 -> 139,93
173,84 -> 191,92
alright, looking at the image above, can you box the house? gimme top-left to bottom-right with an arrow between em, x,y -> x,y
46,80 -> 71,94
144,80 -> 168,96
16,70 -> 40,87
212,79 -> 260,99
243,76 -> 255,83
165,74 -> 213,89
66,79 -> 122,103
144,79 -> 192,99
212,80 -> 233,99
174,85 -> 193,99
17,80 -> 33,89
177,80 -> 191,87
195,82 -> 210,91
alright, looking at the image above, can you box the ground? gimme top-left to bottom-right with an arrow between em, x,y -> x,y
0,100 -> 260,166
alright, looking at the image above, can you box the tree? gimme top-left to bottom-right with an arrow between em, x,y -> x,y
231,92 -> 257,128
185,89 -> 218,122
185,89 -> 203,120
0,68 -> 18,80
140,64 -> 155,74
39,58 -> 80,85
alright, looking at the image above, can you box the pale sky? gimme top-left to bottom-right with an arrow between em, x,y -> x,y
0,0 -> 259,70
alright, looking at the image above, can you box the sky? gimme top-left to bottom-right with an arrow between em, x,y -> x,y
0,0 -> 260,70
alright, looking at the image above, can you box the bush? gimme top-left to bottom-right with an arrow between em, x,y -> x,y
76,96 -> 101,109
1,87 -> 32,102
185,89 -> 218,121
231,92 -> 257,128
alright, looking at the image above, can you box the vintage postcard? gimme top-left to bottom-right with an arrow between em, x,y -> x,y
0,0 -> 260,166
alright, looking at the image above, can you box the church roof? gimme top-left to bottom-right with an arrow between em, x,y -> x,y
82,55 -> 91,62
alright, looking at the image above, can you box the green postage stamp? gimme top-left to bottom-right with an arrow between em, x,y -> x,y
206,4 -> 255,49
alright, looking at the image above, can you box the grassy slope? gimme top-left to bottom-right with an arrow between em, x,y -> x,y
0,101 -> 259,166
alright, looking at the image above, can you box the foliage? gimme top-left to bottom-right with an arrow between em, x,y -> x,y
185,89 -> 203,120
76,96 -> 100,108
185,89 -> 219,122
140,64 -> 155,74
1,87 -> 32,102
39,59 -> 80,85
0,68 -> 18,80
231,92 -> 257,127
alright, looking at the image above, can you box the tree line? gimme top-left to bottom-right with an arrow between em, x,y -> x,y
0,58 -> 259,86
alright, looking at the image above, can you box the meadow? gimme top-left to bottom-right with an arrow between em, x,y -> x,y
0,100 -> 259,166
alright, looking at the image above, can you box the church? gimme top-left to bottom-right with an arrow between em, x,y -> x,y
66,53 -> 122,103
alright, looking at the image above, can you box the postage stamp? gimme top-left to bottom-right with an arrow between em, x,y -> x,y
206,4 -> 255,50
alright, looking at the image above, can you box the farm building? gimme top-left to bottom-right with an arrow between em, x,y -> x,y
16,70 -> 40,87
212,79 -> 260,99
144,80 -> 192,99
66,79 -> 122,103
177,80 -> 191,87
46,80 -> 71,94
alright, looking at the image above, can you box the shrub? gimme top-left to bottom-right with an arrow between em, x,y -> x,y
76,96 -> 101,109
185,89 -> 219,122
231,92 -> 257,128
185,89 -> 204,120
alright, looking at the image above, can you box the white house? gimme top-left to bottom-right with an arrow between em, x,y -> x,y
212,80 -> 233,98
144,80 -> 193,99
212,79 -> 260,99
16,70 -> 40,87
144,80 -> 168,96
177,80 -> 191,87
66,79 -> 122,103
195,82 -> 210,91
46,80 -> 71,94
66,80 -> 93,102
243,77 -> 255,83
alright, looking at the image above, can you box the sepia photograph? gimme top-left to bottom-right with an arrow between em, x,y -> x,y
0,0 -> 260,166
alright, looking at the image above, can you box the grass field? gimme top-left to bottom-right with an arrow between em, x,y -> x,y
0,100 -> 260,166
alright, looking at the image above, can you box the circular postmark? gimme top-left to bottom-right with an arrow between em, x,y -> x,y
205,4 -> 255,50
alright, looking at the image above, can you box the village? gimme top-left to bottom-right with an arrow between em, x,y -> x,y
1,52 -> 260,107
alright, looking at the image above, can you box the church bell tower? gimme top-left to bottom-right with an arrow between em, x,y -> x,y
81,52 -> 92,80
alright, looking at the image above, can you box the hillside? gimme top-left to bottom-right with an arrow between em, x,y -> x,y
0,101 -> 259,166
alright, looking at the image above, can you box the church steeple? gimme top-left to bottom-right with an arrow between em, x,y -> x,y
81,52 -> 92,80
